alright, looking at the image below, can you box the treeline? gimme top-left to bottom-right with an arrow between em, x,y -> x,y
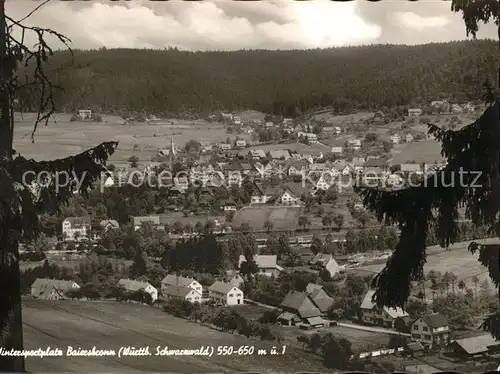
17,41 -> 496,116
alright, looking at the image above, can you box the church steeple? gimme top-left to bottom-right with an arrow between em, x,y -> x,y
169,136 -> 175,170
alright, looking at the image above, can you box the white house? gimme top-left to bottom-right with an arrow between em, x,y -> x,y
163,285 -> 202,304
405,133 -> 414,143
309,253 -> 341,278
62,217 -> 91,241
31,278 -> 80,300
410,313 -> 450,349
208,281 -> 243,306
161,274 -> 203,296
118,278 -> 158,302
279,188 -> 301,205
390,134 -> 401,144
238,254 -> 283,277
305,133 -> 318,144
360,290 -> 408,328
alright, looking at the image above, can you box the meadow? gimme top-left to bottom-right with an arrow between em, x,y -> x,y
233,206 -> 302,231
353,238 -> 499,288
13,113 -> 245,167
22,299 -> 324,373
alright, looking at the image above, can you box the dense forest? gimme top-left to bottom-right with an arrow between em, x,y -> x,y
19,40 -> 497,116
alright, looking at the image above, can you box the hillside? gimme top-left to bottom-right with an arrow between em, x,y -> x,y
18,40 -> 496,116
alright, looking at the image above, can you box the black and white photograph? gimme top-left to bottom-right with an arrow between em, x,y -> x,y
1,0 -> 500,373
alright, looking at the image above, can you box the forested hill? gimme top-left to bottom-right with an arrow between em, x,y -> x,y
22,40 -> 497,116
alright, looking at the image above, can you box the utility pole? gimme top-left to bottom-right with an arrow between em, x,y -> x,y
0,1 -> 25,371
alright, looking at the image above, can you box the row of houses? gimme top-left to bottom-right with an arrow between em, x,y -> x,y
31,276 -> 244,307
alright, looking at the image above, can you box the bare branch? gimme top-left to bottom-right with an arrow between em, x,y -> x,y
3,12 -> 73,141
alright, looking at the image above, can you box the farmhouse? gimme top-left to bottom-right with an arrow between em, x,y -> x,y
405,133 -> 414,143
62,217 -> 91,241
279,290 -> 322,325
410,312 -> 450,349
31,278 -> 80,300
360,290 -> 408,328
449,334 -> 500,357
163,285 -> 201,304
305,283 -> 334,315
118,279 -> 158,302
133,216 -> 161,231
238,255 -> 283,277
218,143 -> 232,151
161,275 -> 203,296
100,219 -> 119,231
208,281 -> 243,306
309,253 -> 341,278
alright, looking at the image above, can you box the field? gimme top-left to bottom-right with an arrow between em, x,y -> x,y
353,238 -> 498,288
233,206 -> 302,231
241,141 -> 330,157
20,255 -> 133,271
13,113 -> 244,166
23,299 -> 324,373
226,305 -> 389,351
390,140 -> 444,164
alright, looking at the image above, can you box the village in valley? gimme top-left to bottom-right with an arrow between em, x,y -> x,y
20,99 -> 500,373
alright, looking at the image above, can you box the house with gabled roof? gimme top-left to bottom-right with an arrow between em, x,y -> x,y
305,283 -> 334,315
410,312 -> 450,349
309,253 -> 341,278
118,278 -> 158,302
247,149 -> 266,160
208,281 -> 243,306
360,289 -> 408,328
250,183 -> 271,204
238,254 -> 283,277
163,285 -> 201,304
161,274 -> 203,296
449,334 -> 500,357
31,278 -> 80,300
279,290 -> 322,325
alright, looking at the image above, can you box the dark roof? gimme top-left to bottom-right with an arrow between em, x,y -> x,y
420,313 -> 448,329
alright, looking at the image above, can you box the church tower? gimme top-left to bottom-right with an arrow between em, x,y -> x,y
169,136 -> 175,170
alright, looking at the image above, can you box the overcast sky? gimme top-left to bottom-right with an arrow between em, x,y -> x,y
5,0 -> 498,51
